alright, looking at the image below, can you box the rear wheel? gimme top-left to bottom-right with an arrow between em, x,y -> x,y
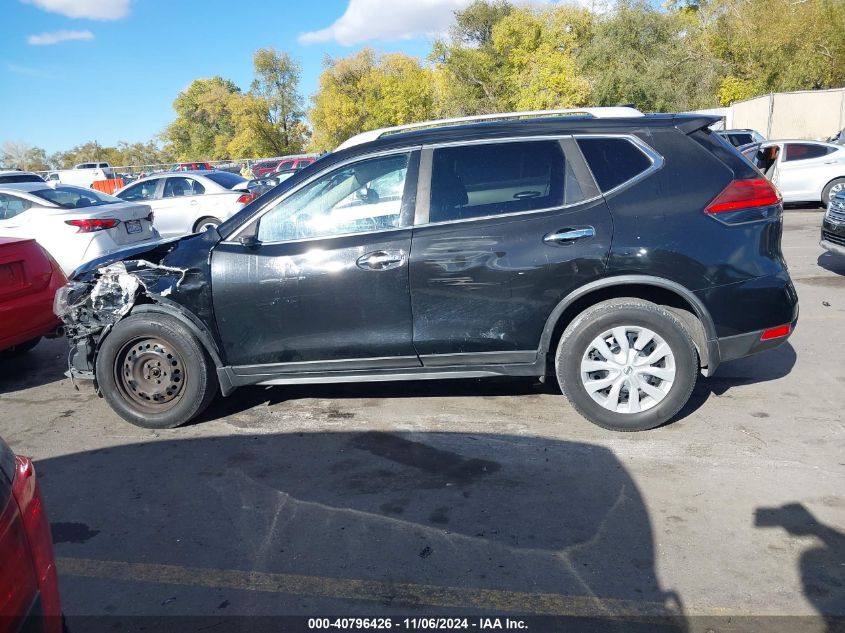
193,216 -> 221,233
96,314 -> 218,428
823,178 -> 845,204
556,299 -> 698,432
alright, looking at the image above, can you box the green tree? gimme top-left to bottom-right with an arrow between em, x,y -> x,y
708,0 -> 845,102
163,76 -> 241,161
430,0 -> 514,114
578,0 -> 723,111
309,49 -> 438,151
250,48 -> 308,154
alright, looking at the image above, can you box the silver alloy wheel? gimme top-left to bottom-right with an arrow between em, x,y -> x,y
198,219 -> 220,232
580,326 -> 676,414
829,182 -> 845,200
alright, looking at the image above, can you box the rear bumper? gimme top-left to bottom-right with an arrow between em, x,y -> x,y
0,288 -> 61,352
715,316 -> 797,365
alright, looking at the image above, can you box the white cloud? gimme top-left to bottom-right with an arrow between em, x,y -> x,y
20,0 -> 130,20
26,29 -> 94,45
297,0 -> 604,47
298,0 -> 470,46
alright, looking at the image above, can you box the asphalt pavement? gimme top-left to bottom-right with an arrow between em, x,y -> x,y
0,207 -> 843,632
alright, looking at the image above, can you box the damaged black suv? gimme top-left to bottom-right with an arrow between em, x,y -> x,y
55,109 -> 798,432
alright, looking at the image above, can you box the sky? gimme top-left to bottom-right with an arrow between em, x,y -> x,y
0,0 -> 601,154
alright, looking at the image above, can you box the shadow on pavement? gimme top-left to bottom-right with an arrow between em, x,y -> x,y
818,252 -> 845,277
37,432 -> 687,630
675,342 -> 797,421
0,337 -> 69,394
755,503 -> 845,633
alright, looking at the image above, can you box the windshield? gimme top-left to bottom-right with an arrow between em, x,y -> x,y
32,186 -> 121,208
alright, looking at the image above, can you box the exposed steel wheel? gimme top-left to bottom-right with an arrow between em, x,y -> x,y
114,336 -> 186,412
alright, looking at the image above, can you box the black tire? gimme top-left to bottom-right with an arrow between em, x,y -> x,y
555,299 -> 698,432
95,314 -> 218,429
823,178 -> 845,205
193,216 -> 221,233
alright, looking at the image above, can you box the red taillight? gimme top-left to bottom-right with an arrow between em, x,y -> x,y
760,324 -> 791,341
237,192 -> 257,204
705,178 -> 781,215
11,457 -> 62,630
65,218 -> 119,233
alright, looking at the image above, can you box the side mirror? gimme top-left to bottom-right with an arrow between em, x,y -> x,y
239,234 -> 260,249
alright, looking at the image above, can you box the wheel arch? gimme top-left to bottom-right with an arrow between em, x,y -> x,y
821,175 -> 845,203
128,301 -> 236,395
539,275 -> 718,374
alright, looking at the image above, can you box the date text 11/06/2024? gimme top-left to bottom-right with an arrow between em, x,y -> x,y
307,618 -> 528,630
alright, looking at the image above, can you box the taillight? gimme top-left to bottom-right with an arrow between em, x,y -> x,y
65,218 -> 119,233
12,457 -> 62,631
237,192 -> 257,204
704,178 -> 782,224
761,324 -> 791,341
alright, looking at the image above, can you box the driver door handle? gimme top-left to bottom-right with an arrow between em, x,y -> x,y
356,250 -> 406,271
544,227 -> 595,245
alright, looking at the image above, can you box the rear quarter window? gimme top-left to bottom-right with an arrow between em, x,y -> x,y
784,143 -> 836,162
576,137 -> 653,192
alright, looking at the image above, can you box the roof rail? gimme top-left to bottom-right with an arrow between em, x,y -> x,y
335,107 -> 644,151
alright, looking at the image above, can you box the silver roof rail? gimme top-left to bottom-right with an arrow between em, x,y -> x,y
335,106 -> 644,151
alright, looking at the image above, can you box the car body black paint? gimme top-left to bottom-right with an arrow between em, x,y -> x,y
58,113 -> 797,394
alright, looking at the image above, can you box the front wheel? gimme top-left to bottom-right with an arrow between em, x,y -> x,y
556,299 -> 698,432
823,178 -> 845,205
194,216 -> 221,233
96,314 -> 218,428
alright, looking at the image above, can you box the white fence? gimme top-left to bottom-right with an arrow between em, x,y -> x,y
731,88 -> 845,140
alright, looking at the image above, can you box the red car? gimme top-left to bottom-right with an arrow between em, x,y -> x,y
0,238 -> 66,353
0,437 -> 61,633
171,162 -> 214,172
251,156 -> 316,178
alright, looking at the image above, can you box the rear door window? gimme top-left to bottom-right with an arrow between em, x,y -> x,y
164,177 -> 204,198
576,137 -> 654,193
429,140 -> 590,223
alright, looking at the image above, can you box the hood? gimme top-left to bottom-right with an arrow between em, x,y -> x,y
70,228 -> 219,280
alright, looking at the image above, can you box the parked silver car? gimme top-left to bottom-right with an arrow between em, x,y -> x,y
113,170 -> 255,237
741,140 -> 845,204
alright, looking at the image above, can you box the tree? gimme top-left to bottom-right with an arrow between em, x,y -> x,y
430,0 -> 515,114
0,141 -> 49,171
250,48 -> 309,154
309,49 -> 438,152
163,77 -> 241,161
578,0 -> 724,111
708,0 -> 845,104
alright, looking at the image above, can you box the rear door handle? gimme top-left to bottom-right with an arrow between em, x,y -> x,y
544,227 -> 595,245
356,250 -> 406,271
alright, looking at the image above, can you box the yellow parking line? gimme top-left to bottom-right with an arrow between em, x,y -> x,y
57,556 -> 681,617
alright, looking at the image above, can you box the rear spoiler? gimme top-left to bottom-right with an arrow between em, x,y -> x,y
672,114 -> 723,134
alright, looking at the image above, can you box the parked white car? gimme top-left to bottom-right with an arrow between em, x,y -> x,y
113,171 -> 255,237
46,166 -> 111,188
741,140 -> 845,204
0,171 -> 44,184
0,183 -> 159,275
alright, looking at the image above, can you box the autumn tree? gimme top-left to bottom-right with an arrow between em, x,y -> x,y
309,49 -> 438,151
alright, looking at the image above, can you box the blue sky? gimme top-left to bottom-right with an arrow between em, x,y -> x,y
0,0 -> 489,153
